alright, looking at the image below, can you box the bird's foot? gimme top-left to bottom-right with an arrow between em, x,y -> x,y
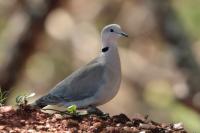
87,106 -> 109,118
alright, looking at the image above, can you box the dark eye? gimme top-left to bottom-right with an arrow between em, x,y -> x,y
110,29 -> 114,32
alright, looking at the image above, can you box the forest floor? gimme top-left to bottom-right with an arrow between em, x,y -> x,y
0,106 -> 187,133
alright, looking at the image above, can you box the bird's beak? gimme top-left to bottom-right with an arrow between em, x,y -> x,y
120,32 -> 128,37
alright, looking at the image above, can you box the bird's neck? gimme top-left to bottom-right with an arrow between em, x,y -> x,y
101,43 -> 121,72
101,37 -> 117,48
101,42 -> 118,56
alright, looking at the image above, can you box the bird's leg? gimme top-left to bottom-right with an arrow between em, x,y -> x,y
87,106 -> 104,115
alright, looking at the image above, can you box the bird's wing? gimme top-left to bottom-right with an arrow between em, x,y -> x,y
46,57 -> 106,103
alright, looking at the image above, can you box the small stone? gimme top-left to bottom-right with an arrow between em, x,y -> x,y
131,127 -> 139,132
25,121 -> 29,124
139,123 -> 156,129
9,130 -> 15,133
46,119 -> 50,123
36,112 -> 40,116
5,127 -> 12,131
0,125 -> 5,130
20,120 -> 26,126
51,117 -> 57,122
0,106 -> 13,113
52,128 -> 57,131
28,129 -> 36,133
45,123 -> 50,128
54,113 -> 63,120
36,125 -> 45,130
123,126 -> 131,131
173,122 -> 183,130
67,119 -> 79,127
62,120 -> 68,125
38,121 -> 45,124
14,127 -> 20,132
93,122 -> 102,129
116,123 -> 121,127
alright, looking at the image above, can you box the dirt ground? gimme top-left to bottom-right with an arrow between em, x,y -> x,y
0,106 -> 187,133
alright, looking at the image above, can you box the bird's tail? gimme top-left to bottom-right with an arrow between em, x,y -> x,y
30,101 -> 47,109
29,96 -> 48,108
29,93 -> 59,108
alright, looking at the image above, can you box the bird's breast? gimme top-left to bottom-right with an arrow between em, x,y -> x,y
94,49 -> 121,105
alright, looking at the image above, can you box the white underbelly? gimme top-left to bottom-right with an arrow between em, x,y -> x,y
93,67 -> 121,106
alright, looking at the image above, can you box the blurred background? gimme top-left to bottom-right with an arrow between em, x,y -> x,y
0,0 -> 200,132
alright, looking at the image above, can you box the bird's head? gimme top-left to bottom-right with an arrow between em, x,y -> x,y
101,24 -> 128,44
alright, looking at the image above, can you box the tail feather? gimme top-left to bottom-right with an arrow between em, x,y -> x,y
30,95 -> 49,108
30,100 -> 47,108
30,94 -> 60,108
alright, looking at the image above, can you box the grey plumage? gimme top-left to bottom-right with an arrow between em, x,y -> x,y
33,57 -> 105,108
31,24 -> 128,109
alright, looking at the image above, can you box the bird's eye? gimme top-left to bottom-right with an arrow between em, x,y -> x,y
110,29 -> 114,32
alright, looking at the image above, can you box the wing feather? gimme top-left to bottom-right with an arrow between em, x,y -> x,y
37,58 -> 106,105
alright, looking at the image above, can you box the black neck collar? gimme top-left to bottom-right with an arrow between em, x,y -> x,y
102,47 -> 109,53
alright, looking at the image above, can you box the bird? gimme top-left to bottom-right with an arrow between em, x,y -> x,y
31,24 -> 128,111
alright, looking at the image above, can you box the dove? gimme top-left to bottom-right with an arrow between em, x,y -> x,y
31,24 -> 128,110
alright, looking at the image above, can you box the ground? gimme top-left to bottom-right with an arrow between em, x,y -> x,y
0,106 -> 187,133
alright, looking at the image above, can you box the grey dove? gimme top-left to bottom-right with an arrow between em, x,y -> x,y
31,24 -> 128,109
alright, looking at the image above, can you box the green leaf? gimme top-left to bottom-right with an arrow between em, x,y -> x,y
0,88 -> 7,106
67,105 -> 77,114
15,92 -> 36,105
